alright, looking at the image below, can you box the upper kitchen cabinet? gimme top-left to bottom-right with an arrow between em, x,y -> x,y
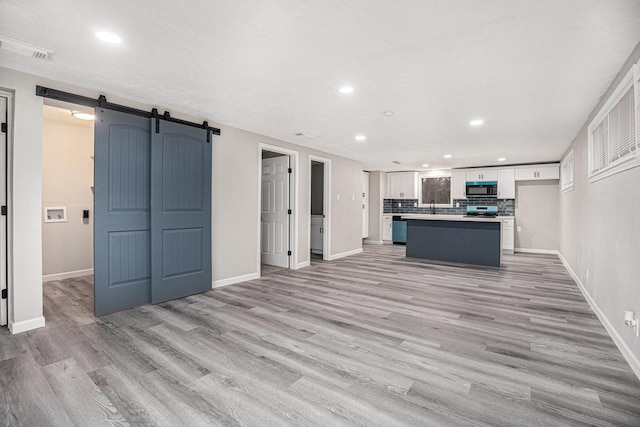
450,170 -> 466,200
465,170 -> 498,182
515,164 -> 560,181
497,169 -> 515,199
362,171 -> 370,199
387,172 -> 418,199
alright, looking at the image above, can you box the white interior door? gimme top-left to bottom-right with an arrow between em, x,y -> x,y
261,155 -> 290,268
0,96 -> 7,326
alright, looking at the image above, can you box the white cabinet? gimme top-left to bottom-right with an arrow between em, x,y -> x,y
362,171 -> 369,199
515,164 -> 559,181
362,199 -> 369,238
382,214 -> 393,241
497,169 -> 515,199
387,172 -> 418,199
311,216 -> 324,254
502,218 -> 514,253
465,170 -> 498,182
450,170 -> 466,200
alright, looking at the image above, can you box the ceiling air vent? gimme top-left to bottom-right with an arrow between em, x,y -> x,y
392,160 -> 401,164
0,35 -> 53,60
294,132 -> 314,139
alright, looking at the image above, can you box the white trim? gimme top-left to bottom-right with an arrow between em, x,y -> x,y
0,92 -> 9,327
294,261 -> 310,269
0,90 -> 13,328
309,155 -> 332,261
514,248 -> 558,255
9,316 -> 45,334
558,252 -> 640,380
257,143 -> 299,274
212,272 -> 260,289
43,268 -> 94,282
327,247 -> 363,261
417,171 -> 453,208
588,155 -> 637,183
363,239 -> 384,245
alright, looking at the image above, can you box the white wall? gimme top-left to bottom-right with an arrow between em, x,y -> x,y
514,180 -> 559,251
0,68 -> 44,332
1,66 -> 364,333
42,106 -> 94,277
558,42 -> 640,376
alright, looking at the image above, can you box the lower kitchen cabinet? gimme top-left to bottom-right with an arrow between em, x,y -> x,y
311,216 -> 324,254
383,214 -> 393,241
502,217 -> 514,253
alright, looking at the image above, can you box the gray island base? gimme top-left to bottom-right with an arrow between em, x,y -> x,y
404,215 -> 503,267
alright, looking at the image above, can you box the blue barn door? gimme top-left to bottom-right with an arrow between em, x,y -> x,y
150,119 -> 212,303
94,109 -> 151,315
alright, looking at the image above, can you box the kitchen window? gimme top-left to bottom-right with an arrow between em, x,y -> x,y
587,61 -> 639,182
561,149 -> 574,193
418,172 -> 451,207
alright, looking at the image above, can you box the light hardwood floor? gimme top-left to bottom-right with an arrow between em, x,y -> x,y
1,244 -> 639,426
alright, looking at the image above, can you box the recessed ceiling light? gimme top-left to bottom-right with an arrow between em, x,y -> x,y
339,86 -> 354,94
470,119 -> 484,126
443,154 -> 452,159
71,111 -> 95,121
422,164 -> 430,168
355,135 -> 366,141
96,31 -> 122,44
384,111 -> 394,116
497,157 -> 506,162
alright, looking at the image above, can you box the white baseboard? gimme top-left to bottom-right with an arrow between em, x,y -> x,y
327,247 -> 363,261
515,248 -> 558,255
363,239 -> 384,245
558,252 -> 640,380
43,268 -> 94,282
212,272 -> 260,289
10,316 -> 45,334
294,260 -> 311,269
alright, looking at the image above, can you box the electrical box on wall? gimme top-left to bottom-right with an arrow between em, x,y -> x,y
44,206 -> 67,223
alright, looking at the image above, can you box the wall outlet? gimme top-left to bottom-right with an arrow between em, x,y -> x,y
456,202 -> 460,208
586,269 -> 589,280
517,226 -> 522,232
337,194 -> 340,201
398,202 -> 401,207
352,195 -> 355,201
414,202 -> 417,207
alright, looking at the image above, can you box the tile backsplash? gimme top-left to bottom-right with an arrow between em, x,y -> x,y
383,198 -> 515,216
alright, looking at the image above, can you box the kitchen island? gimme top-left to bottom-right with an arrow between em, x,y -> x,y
402,214 -> 504,267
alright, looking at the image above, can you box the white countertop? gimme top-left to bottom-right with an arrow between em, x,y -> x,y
400,214 -> 505,223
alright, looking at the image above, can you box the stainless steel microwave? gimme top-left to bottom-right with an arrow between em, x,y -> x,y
465,181 -> 498,198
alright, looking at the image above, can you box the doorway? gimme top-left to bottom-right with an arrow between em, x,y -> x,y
309,155 -> 331,261
40,102 -> 95,303
258,144 -> 299,275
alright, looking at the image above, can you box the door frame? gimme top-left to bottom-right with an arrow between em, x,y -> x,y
0,90 -> 13,328
309,155 -> 331,261
257,143 -> 299,274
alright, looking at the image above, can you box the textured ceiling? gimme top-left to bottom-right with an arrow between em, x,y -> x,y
1,0 -> 639,171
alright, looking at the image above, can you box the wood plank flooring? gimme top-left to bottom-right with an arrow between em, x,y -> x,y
2,244 -> 640,426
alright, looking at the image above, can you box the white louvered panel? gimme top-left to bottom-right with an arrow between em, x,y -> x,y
610,88 -> 634,161
592,120 -> 607,172
608,99 -> 620,163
